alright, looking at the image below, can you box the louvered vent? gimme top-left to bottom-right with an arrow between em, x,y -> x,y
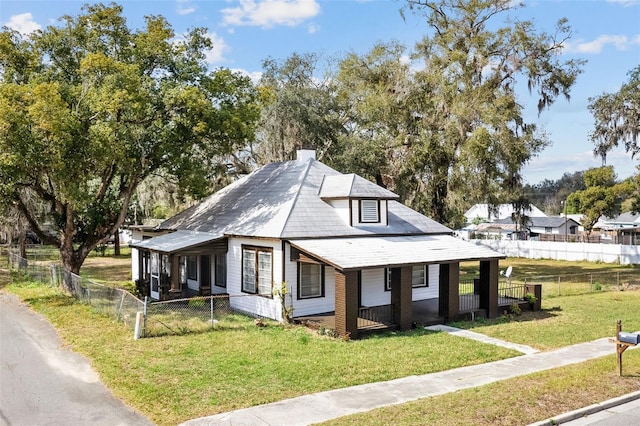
360,200 -> 379,223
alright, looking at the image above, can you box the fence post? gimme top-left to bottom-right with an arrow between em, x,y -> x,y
117,291 -> 126,322
617,271 -> 620,288
143,296 -> 148,338
590,273 -> 593,292
210,296 -> 214,329
557,276 -> 561,297
134,311 -> 143,340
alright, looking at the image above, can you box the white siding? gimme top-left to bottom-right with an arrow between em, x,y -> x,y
327,199 -> 350,226
131,247 -> 139,281
360,268 -> 390,306
227,237 -> 283,321
360,266 -> 440,305
412,265 -> 439,300
287,242 -> 336,317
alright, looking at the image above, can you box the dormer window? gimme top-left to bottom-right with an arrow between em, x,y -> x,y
360,200 -> 380,223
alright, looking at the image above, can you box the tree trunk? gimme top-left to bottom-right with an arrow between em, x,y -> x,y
18,232 -> 26,259
114,231 -> 121,256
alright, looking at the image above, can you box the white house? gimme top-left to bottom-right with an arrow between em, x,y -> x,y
493,216 -> 580,240
131,151 -> 507,339
464,203 -> 547,224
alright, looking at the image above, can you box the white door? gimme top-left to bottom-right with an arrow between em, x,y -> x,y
150,252 -> 160,299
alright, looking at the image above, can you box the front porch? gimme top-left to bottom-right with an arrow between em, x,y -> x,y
295,290 -> 535,336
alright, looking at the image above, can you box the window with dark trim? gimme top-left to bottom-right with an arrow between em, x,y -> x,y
187,255 -> 197,280
384,268 -> 392,291
297,263 -> 325,299
214,253 -> 226,288
412,265 -> 429,287
360,199 -> 380,223
242,246 -> 273,295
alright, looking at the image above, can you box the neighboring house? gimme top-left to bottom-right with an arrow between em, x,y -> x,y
594,212 -> 640,244
471,222 -> 517,240
494,216 -> 580,241
464,203 -> 547,224
131,151 -> 507,339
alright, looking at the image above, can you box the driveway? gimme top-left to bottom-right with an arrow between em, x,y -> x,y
0,291 -> 153,426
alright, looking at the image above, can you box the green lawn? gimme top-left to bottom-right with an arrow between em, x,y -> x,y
4,254 -> 640,425
450,291 -> 640,350
322,350 -> 640,426
6,282 -> 519,426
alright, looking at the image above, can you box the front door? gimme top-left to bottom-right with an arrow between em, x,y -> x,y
150,252 -> 160,299
200,255 -> 211,295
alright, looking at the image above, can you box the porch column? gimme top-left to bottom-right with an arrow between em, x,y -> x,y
137,250 -> 144,284
335,270 -> 359,339
170,254 -> 180,291
438,263 -> 459,321
479,259 -> 499,318
390,266 -> 413,331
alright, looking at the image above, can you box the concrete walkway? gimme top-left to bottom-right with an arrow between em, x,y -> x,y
182,330 -> 630,426
425,324 -> 540,355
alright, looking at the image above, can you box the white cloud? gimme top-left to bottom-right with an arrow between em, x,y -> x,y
221,0 -> 321,28
563,34 -> 640,54
5,13 -> 41,35
174,32 -> 229,65
204,32 -> 229,64
307,23 -> 320,34
232,68 -> 263,84
177,0 -> 196,16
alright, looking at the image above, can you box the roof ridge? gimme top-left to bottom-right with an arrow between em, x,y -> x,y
278,159 -> 316,239
348,173 -> 356,197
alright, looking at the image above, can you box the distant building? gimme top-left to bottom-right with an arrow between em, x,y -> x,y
464,203 -> 547,224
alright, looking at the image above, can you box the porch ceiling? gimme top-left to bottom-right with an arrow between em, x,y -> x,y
289,234 -> 505,271
130,230 -> 223,254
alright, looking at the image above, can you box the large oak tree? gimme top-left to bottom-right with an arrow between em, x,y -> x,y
589,66 -> 640,163
328,0 -> 585,227
0,3 -> 259,275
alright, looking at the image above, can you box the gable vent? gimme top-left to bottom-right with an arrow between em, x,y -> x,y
360,200 -> 379,223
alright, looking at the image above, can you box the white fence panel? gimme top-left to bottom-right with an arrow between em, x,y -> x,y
470,240 -> 640,265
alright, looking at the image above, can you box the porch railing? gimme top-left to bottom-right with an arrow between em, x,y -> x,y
459,278 -> 479,312
459,278 -> 528,313
498,282 -> 527,302
358,304 -> 394,329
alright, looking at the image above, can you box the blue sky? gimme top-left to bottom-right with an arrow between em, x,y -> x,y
2,0 -> 639,185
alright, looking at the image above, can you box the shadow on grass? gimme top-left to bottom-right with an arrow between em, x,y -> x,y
21,293 -> 77,308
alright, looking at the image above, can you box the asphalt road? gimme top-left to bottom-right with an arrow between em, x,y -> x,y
558,397 -> 640,426
0,291 -> 153,426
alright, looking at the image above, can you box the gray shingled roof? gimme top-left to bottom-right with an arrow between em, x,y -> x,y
130,230 -> 222,254
319,174 -> 399,199
495,216 -> 569,228
290,235 -> 505,270
160,158 -> 451,238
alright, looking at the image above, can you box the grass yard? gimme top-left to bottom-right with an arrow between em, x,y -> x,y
460,257 -> 638,277
6,281 -> 519,426
450,290 -> 640,350
322,350 -> 640,426
4,253 -> 640,425
80,249 -> 134,291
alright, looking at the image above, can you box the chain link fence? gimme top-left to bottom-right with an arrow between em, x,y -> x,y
61,268 -> 145,330
10,247 -> 637,338
520,271 -> 640,298
6,249 -> 264,338
144,295 -> 239,337
8,251 -> 61,287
